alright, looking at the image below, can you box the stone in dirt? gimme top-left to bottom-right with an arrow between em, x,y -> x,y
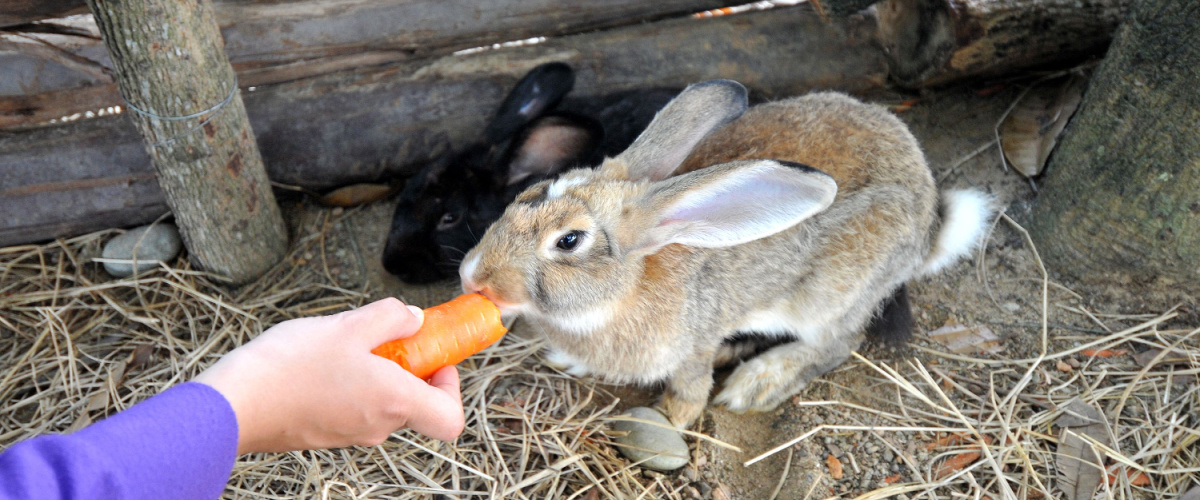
611,407 -> 690,471
102,223 -> 183,277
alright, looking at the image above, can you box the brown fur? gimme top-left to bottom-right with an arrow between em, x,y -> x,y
460,83 -> 983,428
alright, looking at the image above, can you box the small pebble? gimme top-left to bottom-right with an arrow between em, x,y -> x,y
101,223 -> 182,277
681,466 -> 697,482
1002,302 -> 1021,312
883,449 -> 895,462
826,443 -> 844,458
611,407 -> 689,471
711,483 -> 731,500
643,469 -> 666,481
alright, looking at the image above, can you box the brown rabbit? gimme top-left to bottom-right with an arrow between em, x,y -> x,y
459,81 -> 993,427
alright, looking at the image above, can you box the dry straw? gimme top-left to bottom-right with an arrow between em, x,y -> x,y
2,212 -> 1196,499
0,225 -> 673,499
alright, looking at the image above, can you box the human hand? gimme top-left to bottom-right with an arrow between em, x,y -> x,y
194,298 -> 465,455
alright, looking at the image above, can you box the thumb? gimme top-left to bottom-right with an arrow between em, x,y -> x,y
349,298 -> 424,348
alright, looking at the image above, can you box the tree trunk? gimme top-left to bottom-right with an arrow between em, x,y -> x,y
875,0 -> 1127,87
1028,0 -> 1200,294
85,0 -> 287,284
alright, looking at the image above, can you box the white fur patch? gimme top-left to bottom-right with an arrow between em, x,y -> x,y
542,303 -> 614,335
922,189 -> 994,275
459,252 -> 482,288
546,176 -> 587,199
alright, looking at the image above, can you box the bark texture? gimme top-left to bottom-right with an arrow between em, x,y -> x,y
1,0 -> 746,127
876,0 -> 1127,87
1028,0 -> 1200,293
810,0 -> 881,19
1,4 -> 886,247
86,0 -> 287,284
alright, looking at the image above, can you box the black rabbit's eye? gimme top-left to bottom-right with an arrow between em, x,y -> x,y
437,212 -> 461,229
556,230 -> 584,251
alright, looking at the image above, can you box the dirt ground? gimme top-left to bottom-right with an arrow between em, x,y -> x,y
269,80 -> 1196,499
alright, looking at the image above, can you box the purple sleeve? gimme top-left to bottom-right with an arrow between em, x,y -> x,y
0,382 -> 238,500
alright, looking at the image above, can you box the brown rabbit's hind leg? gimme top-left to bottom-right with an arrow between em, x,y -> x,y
712,332 -> 862,413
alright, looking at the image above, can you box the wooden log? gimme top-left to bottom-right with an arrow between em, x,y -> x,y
0,0 -> 86,27
1,0 -> 746,127
0,4 -> 886,248
0,119 -> 167,247
875,0 -> 1128,87
1028,0 -> 1200,295
810,0 -> 882,19
86,0 -> 288,284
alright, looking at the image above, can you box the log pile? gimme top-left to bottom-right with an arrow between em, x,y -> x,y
0,0 -> 1129,246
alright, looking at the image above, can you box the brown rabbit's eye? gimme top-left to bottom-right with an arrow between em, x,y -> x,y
556,230 -> 584,251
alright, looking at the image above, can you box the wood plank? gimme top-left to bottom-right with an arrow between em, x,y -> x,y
0,5 -> 888,247
1,0 -> 745,123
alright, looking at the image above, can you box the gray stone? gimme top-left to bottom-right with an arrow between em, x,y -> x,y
611,407 -> 690,471
102,223 -> 183,277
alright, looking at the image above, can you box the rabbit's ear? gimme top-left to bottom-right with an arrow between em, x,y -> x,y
627,160 -> 837,254
505,114 -> 603,186
484,63 -> 576,144
614,80 -> 747,182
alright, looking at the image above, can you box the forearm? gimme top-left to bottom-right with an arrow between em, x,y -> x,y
0,382 -> 238,500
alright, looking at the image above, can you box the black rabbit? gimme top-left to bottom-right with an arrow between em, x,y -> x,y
382,62 -> 676,283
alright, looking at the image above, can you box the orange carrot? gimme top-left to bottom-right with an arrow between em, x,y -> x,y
371,293 -> 507,380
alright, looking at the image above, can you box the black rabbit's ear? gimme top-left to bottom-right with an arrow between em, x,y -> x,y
484,62 -> 575,144
506,114 -> 603,186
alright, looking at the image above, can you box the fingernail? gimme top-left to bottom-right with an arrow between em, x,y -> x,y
406,305 -> 424,321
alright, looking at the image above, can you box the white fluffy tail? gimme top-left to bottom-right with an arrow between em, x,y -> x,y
921,189 -> 994,275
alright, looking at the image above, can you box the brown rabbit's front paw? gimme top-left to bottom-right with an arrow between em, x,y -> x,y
713,354 -> 806,413
660,394 -> 705,429
542,347 -> 591,377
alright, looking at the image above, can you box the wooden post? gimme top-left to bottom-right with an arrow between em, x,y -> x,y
1028,0 -> 1200,294
85,0 -> 287,284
